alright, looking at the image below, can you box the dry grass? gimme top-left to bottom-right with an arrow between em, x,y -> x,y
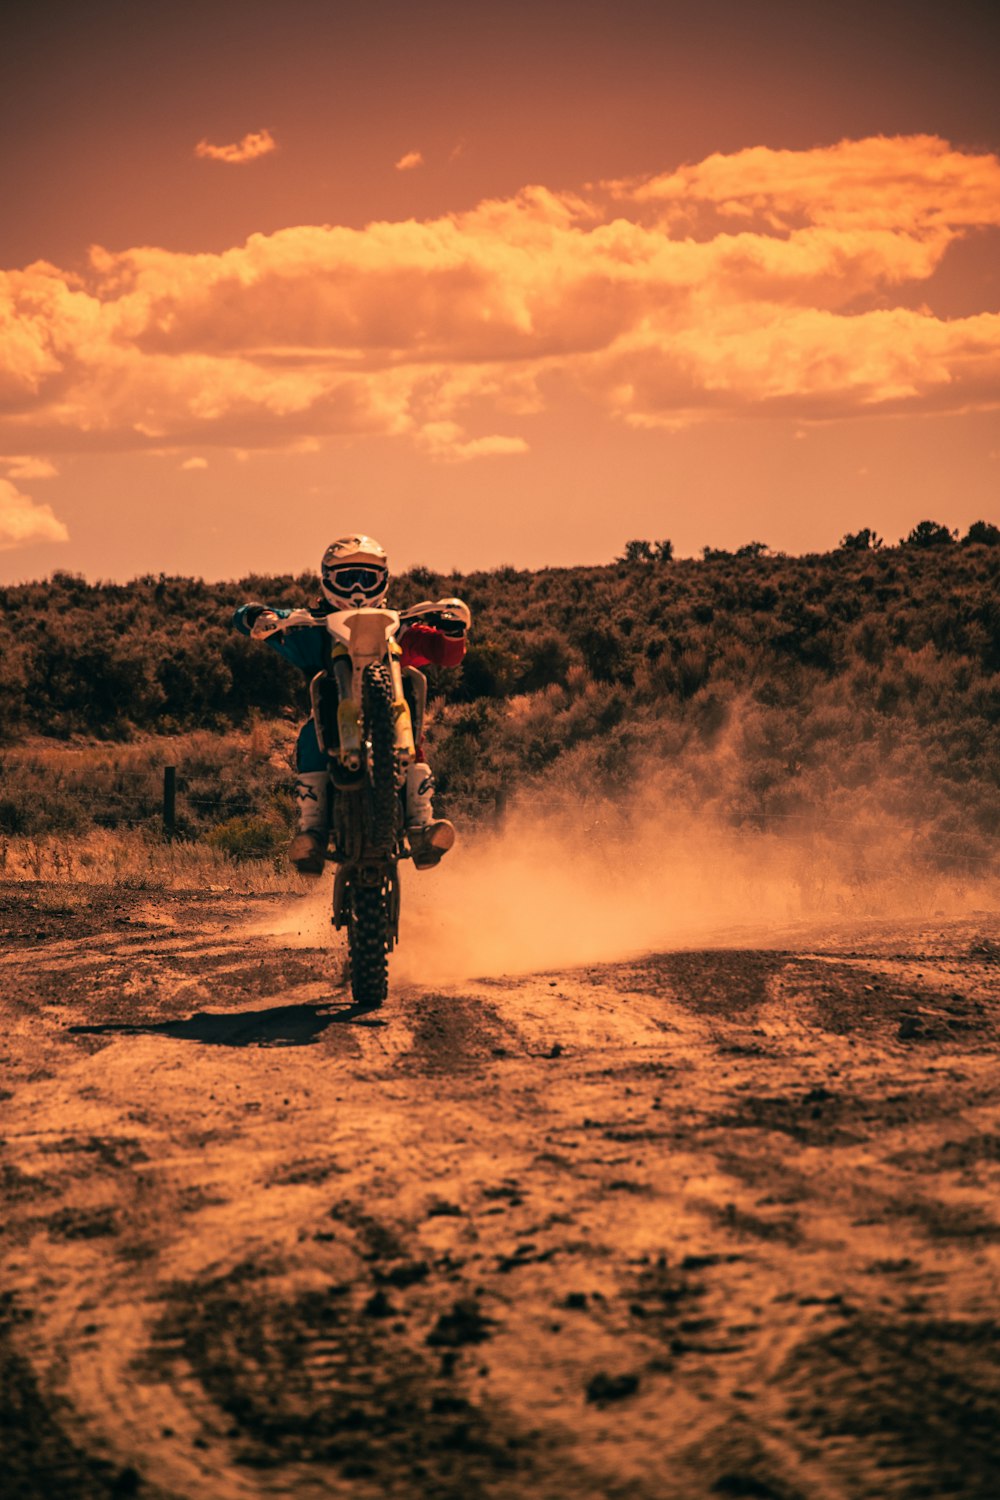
0,724 -> 296,838
0,827 -> 307,894
1,721 -> 283,773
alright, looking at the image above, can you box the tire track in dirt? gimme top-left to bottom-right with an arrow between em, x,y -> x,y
2,887 -> 1000,1498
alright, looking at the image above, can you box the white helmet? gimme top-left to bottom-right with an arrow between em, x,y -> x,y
320,534 -> 389,609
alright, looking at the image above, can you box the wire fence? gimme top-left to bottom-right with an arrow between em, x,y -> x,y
0,763 -> 508,840
1,763 -> 995,880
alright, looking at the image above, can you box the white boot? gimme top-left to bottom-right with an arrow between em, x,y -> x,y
290,771 -> 329,874
404,762 -> 436,827
404,762 -> 455,869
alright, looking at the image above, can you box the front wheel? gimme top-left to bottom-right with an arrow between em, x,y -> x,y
363,663 -> 398,853
346,876 -> 390,1007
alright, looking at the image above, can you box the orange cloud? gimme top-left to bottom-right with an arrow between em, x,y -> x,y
611,135 -> 1000,232
5,455 -> 58,478
1,137 -> 997,461
0,477 -> 68,550
416,422 -> 529,461
194,129 -> 276,165
394,150 -> 424,172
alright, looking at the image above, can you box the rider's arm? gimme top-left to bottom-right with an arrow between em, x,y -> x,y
231,603 -> 326,673
231,602 -> 272,636
399,601 -> 470,670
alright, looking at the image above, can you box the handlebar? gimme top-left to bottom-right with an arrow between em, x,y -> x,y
249,606 -> 317,639
248,597 -> 471,641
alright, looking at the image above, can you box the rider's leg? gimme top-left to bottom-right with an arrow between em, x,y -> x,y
289,721 -> 328,875
404,761 -> 455,870
400,668 -> 453,868
402,667 -> 427,751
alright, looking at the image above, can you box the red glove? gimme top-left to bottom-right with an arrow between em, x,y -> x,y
400,621 -> 467,669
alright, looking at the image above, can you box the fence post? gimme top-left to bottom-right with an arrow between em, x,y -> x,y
163,765 -> 176,840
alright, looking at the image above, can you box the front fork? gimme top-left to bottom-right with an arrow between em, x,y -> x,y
311,651 -> 415,781
385,654 -> 417,776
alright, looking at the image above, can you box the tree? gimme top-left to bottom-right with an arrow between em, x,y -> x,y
735,541 -> 770,559
838,527 -> 883,551
620,539 -> 654,563
901,520 -> 957,548
618,539 -> 673,564
964,520 -> 1000,546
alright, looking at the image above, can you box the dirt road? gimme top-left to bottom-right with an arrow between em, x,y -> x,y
2,880 -> 1000,1499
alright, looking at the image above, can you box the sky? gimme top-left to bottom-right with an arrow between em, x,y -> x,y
1,0 -> 998,581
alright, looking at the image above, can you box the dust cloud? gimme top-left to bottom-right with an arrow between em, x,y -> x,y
267,780 -> 997,983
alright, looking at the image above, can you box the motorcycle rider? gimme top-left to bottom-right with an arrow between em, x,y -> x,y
232,535 -> 470,875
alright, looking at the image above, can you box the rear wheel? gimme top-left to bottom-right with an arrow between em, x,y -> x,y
346,876 -> 390,1007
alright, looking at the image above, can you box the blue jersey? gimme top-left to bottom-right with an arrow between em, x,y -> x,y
231,604 -> 327,676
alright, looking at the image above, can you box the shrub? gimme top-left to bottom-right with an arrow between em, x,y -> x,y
518,632 -> 573,692
965,520 -> 1000,547
902,520 -> 957,548
203,814 -> 284,861
457,641 -> 523,700
839,528 -> 883,551
573,624 -> 627,684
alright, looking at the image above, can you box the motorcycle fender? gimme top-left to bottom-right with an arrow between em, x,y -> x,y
346,611 -> 397,683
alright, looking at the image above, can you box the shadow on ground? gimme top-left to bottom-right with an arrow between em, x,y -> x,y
69,998 -> 385,1047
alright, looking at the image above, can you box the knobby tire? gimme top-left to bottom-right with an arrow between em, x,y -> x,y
344,664 -> 398,1007
363,664 -> 397,854
347,878 -> 390,1008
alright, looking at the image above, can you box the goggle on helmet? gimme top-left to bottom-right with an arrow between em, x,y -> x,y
321,561 -> 389,608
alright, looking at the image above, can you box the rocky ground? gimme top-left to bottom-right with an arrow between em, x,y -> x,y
2,879 -> 1000,1499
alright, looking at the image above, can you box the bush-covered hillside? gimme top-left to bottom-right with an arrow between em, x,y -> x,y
1,531 -> 998,869
428,537 -> 1000,868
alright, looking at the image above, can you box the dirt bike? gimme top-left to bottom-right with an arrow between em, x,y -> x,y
254,602 -> 452,1007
